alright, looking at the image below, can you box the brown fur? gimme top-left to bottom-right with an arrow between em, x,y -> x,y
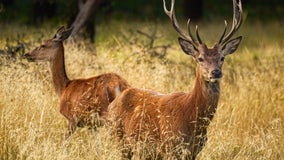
60,73 -> 129,139
24,26 -> 130,140
108,64 -> 220,159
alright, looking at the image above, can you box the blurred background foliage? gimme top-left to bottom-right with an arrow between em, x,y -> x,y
0,0 -> 284,54
0,0 -> 284,25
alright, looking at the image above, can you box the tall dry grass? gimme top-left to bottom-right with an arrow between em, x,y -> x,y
0,20 -> 283,159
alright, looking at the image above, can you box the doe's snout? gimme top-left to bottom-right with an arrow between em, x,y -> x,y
23,52 -> 35,62
23,52 -> 30,58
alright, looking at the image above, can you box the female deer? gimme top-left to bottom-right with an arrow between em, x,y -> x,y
24,26 -> 130,140
108,0 -> 243,159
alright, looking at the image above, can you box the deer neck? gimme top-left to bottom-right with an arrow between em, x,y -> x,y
191,66 -> 220,122
49,45 -> 70,97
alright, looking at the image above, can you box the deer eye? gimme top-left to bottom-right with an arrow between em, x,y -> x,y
40,44 -> 46,48
198,57 -> 204,62
221,57 -> 225,62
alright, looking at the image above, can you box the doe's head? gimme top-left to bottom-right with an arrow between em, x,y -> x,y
24,26 -> 73,62
163,0 -> 243,83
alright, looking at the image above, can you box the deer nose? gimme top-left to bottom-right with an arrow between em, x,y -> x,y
211,69 -> 222,78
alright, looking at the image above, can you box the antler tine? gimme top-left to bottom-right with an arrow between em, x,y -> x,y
163,0 -> 172,17
195,25 -> 203,44
218,20 -> 228,44
187,19 -> 197,45
219,0 -> 243,45
163,0 -> 198,46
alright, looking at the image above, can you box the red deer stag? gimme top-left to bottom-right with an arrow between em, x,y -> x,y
108,0 -> 243,159
24,26 -> 130,140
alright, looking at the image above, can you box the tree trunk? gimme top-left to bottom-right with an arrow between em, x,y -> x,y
69,0 -> 99,42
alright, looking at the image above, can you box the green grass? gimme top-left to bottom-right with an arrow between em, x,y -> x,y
0,19 -> 283,159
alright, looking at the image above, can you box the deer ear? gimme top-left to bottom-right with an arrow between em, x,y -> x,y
178,37 -> 197,57
222,36 -> 242,56
53,26 -> 73,42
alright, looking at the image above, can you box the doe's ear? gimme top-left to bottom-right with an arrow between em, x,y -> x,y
178,37 -> 197,57
53,26 -> 73,42
222,36 -> 242,56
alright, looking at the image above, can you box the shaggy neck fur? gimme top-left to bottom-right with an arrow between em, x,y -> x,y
191,65 -> 220,125
49,44 -> 70,97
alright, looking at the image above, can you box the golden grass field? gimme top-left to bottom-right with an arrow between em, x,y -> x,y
0,19 -> 284,159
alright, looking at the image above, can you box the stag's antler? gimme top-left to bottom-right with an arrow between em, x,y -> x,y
164,0 -> 243,48
163,0 -> 202,48
218,0 -> 243,45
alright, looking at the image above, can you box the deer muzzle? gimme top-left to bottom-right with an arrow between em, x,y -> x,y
210,69 -> 222,82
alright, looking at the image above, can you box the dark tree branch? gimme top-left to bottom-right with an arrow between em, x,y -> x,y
70,0 -> 100,39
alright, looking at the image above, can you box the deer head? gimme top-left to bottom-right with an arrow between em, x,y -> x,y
163,0 -> 243,83
24,26 -> 73,62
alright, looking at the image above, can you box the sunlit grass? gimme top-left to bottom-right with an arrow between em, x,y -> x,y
0,19 -> 283,159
